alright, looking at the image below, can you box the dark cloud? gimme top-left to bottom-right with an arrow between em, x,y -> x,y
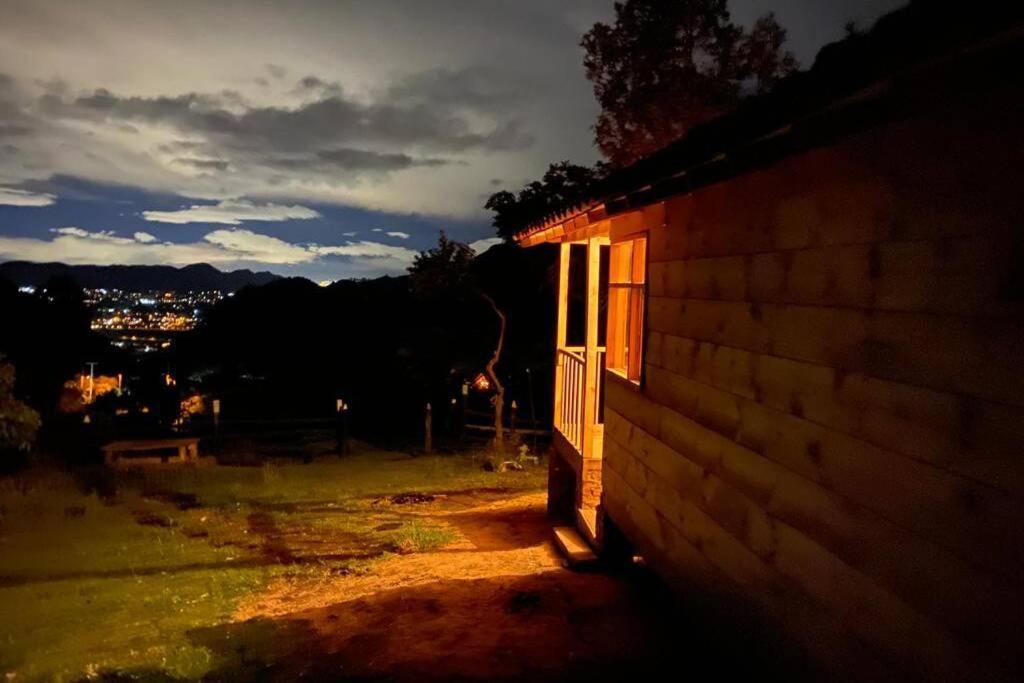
296,76 -> 327,90
386,66 -> 530,112
315,148 -> 448,171
0,72 -> 36,140
157,140 -> 205,154
48,83 -> 532,155
0,124 -> 31,137
173,157 -> 230,171
291,75 -> 343,98
0,0 -> 907,230
270,148 -> 449,173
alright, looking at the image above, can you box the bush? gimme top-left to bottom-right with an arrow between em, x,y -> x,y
0,358 -> 41,457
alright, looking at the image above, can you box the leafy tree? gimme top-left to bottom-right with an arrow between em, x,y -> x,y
409,233 -> 509,449
485,161 -> 604,241
582,0 -> 797,166
0,357 -> 41,452
485,2 -> 796,240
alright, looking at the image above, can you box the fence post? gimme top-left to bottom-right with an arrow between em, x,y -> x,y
424,402 -> 433,454
448,397 -> 456,439
526,367 -> 538,451
460,382 -> 468,442
336,398 -> 350,455
212,398 -> 221,443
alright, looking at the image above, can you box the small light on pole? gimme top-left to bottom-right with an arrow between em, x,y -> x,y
336,398 -> 350,455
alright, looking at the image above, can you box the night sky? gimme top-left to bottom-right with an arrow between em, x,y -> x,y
0,0 -> 905,282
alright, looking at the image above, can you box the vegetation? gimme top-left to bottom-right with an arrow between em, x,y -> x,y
0,276 -> 99,424
0,451 -> 545,681
0,358 -> 40,454
391,521 -> 457,554
485,161 -> 604,241
409,233 -> 510,449
485,0 -> 797,238
583,0 -> 797,166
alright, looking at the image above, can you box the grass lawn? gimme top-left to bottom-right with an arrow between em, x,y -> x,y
0,450 -> 545,682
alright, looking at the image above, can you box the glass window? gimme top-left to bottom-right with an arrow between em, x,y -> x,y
607,236 -> 647,383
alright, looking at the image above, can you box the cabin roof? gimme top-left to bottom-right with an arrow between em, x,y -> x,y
514,2 -> 1024,246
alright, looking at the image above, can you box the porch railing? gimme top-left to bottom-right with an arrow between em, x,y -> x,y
555,346 -> 605,456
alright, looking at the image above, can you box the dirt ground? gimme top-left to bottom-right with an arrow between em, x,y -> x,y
211,490 -> 800,682
177,491 -> 670,682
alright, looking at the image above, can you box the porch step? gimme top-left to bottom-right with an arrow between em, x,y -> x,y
553,526 -> 598,567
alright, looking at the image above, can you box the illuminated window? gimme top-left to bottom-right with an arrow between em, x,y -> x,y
607,236 -> 647,383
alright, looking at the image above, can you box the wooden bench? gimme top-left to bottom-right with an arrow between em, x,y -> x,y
102,438 -> 200,466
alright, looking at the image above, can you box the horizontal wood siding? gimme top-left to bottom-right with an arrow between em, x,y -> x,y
601,81 -> 1024,681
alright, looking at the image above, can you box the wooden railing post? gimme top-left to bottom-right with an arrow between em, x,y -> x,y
553,242 -> 571,432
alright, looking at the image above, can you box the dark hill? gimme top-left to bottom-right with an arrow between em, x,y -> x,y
0,261 -> 280,292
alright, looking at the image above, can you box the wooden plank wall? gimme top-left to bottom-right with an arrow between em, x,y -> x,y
600,74 -> 1024,681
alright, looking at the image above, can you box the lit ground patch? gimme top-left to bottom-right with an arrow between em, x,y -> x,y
234,492 -> 562,619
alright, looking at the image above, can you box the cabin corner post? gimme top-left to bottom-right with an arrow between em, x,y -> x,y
579,237 -> 602,510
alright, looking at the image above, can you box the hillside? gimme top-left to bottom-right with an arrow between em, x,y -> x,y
0,261 -> 280,292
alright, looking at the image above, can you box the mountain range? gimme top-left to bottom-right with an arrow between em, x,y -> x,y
0,261 -> 281,292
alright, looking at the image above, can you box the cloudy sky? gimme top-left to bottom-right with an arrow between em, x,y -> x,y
0,0 -> 904,281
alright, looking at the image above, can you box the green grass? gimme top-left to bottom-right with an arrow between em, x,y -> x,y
390,520 -> 458,554
0,450 -> 545,681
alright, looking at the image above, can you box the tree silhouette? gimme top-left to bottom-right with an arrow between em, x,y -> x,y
485,2 -> 797,239
583,0 -> 797,166
485,161 -> 603,242
409,233 -> 509,449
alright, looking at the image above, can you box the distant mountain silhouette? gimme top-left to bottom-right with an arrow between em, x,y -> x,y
0,261 -> 281,292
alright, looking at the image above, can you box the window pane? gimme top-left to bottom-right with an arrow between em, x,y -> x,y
606,236 -> 647,383
607,285 -> 628,372
631,237 -> 647,285
627,286 -> 645,381
609,241 -> 633,284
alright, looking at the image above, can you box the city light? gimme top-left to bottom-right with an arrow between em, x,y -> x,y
82,288 -> 225,351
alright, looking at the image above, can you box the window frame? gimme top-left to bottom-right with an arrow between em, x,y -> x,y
606,234 -> 648,386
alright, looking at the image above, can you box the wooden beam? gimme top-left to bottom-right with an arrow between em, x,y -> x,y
582,237 -> 602,464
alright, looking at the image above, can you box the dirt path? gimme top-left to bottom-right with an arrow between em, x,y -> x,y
216,491 -> 681,681
236,492 -> 559,618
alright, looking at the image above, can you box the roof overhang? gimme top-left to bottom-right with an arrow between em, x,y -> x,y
515,199 -> 665,246
514,202 -> 609,247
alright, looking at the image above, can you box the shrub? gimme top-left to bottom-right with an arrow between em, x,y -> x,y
0,358 -> 41,455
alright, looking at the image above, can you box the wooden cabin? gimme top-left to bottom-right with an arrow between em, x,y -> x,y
516,7 -> 1024,681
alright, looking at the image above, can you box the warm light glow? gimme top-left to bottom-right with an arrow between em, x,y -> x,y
71,373 -> 121,404
180,394 -> 205,419
607,236 -> 647,383
472,373 -> 491,391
